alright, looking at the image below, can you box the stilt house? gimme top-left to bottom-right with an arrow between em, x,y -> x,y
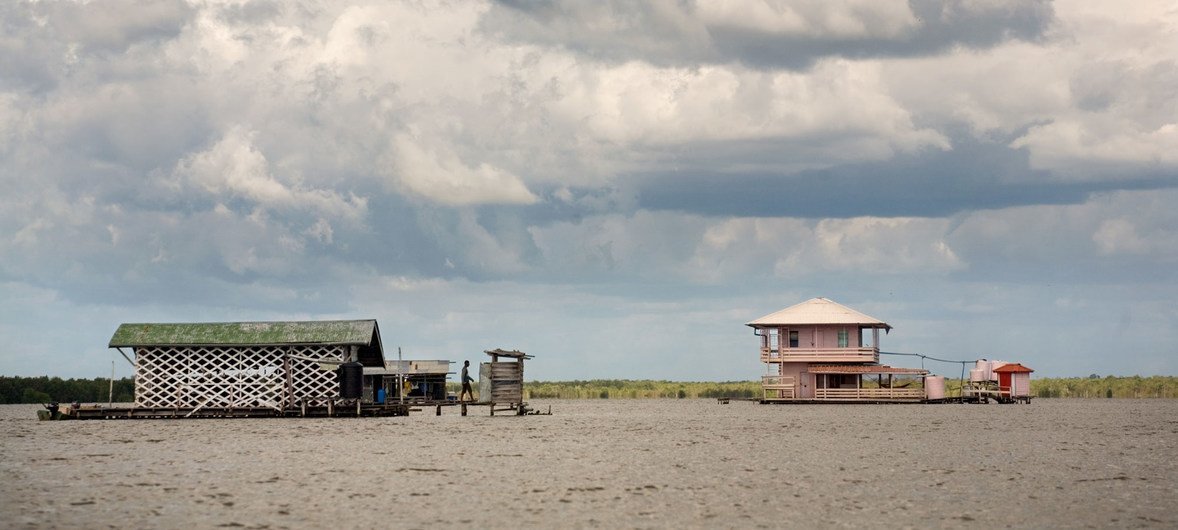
108,320 -> 386,410
748,298 -> 927,402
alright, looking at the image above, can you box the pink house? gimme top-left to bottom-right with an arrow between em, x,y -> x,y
748,298 -> 928,402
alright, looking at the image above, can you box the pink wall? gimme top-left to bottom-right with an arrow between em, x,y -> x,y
776,326 -> 862,348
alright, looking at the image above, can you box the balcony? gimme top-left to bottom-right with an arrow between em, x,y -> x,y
813,387 -> 924,401
760,347 -> 878,364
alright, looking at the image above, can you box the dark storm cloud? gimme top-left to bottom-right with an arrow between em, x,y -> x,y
0,0 -> 193,92
634,134 -> 1178,218
484,0 -> 1054,69
712,0 -> 1055,69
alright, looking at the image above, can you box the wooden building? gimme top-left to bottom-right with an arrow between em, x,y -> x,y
364,360 -> 452,402
994,362 -> 1034,403
478,349 -> 532,415
749,298 -> 927,402
108,320 -> 386,411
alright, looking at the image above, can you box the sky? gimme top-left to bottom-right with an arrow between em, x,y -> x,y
1,0 -> 1176,382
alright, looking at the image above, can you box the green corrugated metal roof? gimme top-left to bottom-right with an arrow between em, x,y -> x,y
108,320 -> 379,347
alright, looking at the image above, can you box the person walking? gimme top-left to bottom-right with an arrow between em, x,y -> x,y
460,360 -> 475,402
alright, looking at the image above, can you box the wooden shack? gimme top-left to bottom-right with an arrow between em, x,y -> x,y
108,320 -> 385,411
364,360 -> 452,402
478,348 -> 532,415
994,363 -> 1034,403
749,298 -> 928,403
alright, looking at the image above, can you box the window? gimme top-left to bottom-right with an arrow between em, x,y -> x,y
837,329 -> 849,348
789,331 -> 799,348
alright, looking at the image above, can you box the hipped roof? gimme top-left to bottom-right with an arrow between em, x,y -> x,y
994,363 -> 1034,373
747,297 -> 892,330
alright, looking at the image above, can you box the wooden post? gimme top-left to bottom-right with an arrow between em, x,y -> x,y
436,405 -> 441,416
461,403 -> 467,416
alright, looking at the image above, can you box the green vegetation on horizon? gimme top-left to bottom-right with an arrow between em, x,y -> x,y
0,376 -> 134,404
3,375 -> 1176,404
469,376 -> 1178,400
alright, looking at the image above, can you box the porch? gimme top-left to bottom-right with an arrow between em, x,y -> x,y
760,347 -> 879,363
761,364 -> 929,402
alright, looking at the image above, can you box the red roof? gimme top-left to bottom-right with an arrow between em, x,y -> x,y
994,363 -> 1034,373
808,364 -> 928,375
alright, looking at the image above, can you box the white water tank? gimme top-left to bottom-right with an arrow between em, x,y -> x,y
969,368 -> 985,382
925,376 -> 945,400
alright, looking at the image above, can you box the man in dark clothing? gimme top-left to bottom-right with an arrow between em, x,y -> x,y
460,360 -> 475,402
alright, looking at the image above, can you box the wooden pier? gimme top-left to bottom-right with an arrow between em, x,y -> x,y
54,398 -> 551,420
70,402 -> 411,419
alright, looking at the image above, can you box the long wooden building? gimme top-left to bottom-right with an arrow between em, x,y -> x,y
108,320 -> 386,411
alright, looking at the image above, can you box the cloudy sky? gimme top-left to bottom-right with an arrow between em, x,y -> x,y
2,0 -> 1175,381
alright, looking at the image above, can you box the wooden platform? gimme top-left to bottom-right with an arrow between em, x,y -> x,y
70,403 -> 411,420
62,399 -> 550,420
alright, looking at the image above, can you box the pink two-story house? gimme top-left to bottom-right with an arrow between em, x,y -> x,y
748,297 -> 927,402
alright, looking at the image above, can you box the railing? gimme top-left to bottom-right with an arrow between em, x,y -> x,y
813,387 -> 925,400
761,347 -> 878,363
761,375 -> 796,400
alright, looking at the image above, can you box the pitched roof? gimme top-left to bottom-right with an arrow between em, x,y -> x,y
808,364 -> 927,375
109,320 -> 379,347
109,320 -> 385,366
993,362 -> 1034,373
747,297 -> 892,330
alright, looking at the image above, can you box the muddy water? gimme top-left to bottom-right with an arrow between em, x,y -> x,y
2,399 -> 1175,528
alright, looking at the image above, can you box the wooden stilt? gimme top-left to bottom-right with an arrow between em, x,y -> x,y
461,403 -> 467,416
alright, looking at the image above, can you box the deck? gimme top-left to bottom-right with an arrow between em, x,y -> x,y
71,402 -> 411,419
761,347 -> 878,363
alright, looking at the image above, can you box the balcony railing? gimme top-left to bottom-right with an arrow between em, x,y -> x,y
760,347 -> 878,363
813,387 -> 925,400
761,375 -> 796,400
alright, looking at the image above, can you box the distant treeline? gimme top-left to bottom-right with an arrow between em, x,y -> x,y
525,380 -> 762,399
444,379 -> 763,399
3,375 -> 1176,404
1031,376 -> 1178,398
454,377 -> 1178,400
0,376 -> 134,404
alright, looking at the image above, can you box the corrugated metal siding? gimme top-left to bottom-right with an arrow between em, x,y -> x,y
109,320 -> 378,347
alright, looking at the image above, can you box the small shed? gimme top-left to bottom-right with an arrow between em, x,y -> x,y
994,363 -> 1034,399
478,349 -> 532,413
363,360 -> 452,401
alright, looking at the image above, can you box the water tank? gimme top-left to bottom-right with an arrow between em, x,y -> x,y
925,376 -> 945,400
338,362 -> 364,399
969,368 -> 985,382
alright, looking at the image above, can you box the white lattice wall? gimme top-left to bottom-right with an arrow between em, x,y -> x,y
134,345 -> 346,408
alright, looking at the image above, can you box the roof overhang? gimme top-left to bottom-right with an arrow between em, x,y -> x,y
808,364 -> 928,375
993,363 -> 1034,373
747,297 -> 892,331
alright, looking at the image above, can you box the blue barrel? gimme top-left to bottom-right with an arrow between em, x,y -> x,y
338,362 -> 364,399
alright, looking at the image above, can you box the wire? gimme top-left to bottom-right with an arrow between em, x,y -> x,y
881,350 -> 970,367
